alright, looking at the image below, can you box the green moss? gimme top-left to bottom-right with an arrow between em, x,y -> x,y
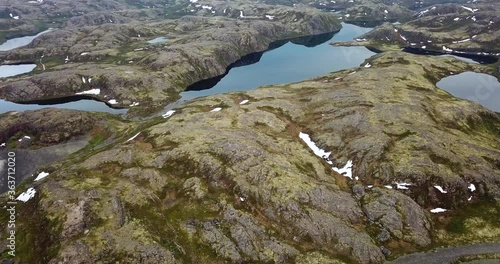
0,195 -> 62,263
433,201 -> 500,246
294,161 -> 319,179
257,106 -> 293,121
446,217 -> 466,234
126,197 -> 221,262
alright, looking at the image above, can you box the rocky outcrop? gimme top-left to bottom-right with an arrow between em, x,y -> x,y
0,3 -> 340,113
362,188 -> 432,246
0,108 -> 99,146
4,52 -> 499,263
356,1 -> 500,53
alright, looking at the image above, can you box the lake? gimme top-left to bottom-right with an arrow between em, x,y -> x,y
437,71 -> 500,112
0,29 -> 54,51
0,97 -> 128,115
0,29 -> 127,114
0,64 -> 36,78
179,23 -> 375,102
1,23 -> 375,115
0,64 -> 126,114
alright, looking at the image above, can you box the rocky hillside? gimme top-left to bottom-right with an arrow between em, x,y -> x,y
1,0 -> 499,263
2,52 -> 499,263
351,0 -> 500,55
0,0 -> 340,115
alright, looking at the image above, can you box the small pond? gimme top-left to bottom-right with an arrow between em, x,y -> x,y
0,29 -> 54,51
147,37 -> 167,44
0,64 -> 36,78
436,71 -> 500,112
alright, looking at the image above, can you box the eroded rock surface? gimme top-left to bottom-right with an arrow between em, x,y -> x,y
0,1 -> 340,114
3,52 -> 499,263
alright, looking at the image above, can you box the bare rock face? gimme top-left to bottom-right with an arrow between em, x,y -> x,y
362,188 -> 432,247
222,205 -> 300,263
2,0 -> 499,263
5,52 -> 500,263
0,108 -> 99,146
358,1 -> 500,53
61,200 -> 88,239
0,3 -> 340,112
183,177 -> 207,199
0,108 -> 119,193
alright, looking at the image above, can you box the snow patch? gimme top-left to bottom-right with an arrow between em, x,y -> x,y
18,136 -> 31,142
34,172 -> 49,181
16,188 -> 36,202
76,88 -> 100,95
210,107 -> 222,112
454,38 -> 471,44
443,46 -> 453,52
396,182 -> 412,190
430,208 -> 447,213
299,132 -> 331,159
434,185 -> 448,194
461,6 -> 479,13
126,132 -> 141,142
162,110 -> 176,119
299,132 -> 354,179
333,160 -> 353,179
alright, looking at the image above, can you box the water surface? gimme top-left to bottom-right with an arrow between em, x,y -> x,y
436,72 -> 500,112
0,61 -> 125,114
147,37 -> 167,44
0,30 -> 126,115
438,55 -> 478,64
0,29 -> 54,51
2,24 -> 375,115
0,97 -> 127,115
403,47 -> 497,64
180,23 -> 375,101
0,64 -> 36,78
